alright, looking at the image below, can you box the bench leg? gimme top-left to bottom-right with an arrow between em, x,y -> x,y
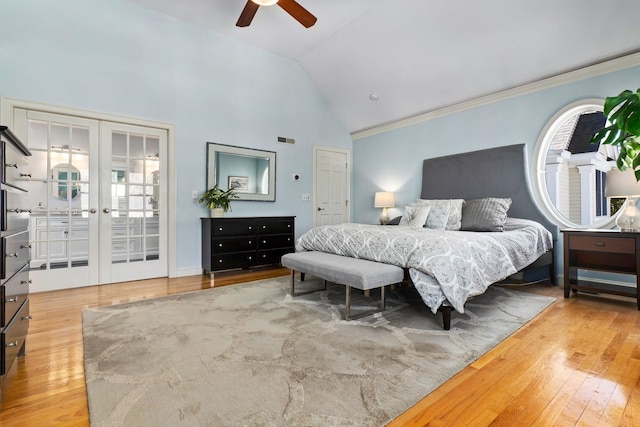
289,270 -> 327,297
344,285 -> 386,321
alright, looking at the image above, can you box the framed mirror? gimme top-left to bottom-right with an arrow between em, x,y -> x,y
206,143 -> 276,202
531,99 -> 624,229
50,163 -> 81,200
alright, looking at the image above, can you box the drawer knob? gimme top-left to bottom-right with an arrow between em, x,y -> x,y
22,315 -> 32,320
248,226 -> 252,230
218,227 -> 223,231
5,297 -> 18,303
5,341 -> 18,348
248,241 -> 252,244
248,256 -> 252,260
20,280 -> 32,285
19,173 -> 31,177
262,225 -> 266,229
218,243 -> 223,247
595,242 -> 605,246
7,252 -> 18,257
5,163 -> 18,168
218,259 -> 223,263
21,244 -> 32,249
263,240 -> 267,244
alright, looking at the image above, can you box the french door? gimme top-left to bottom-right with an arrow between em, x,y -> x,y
13,109 -> 168,291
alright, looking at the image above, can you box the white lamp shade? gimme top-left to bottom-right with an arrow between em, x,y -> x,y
605,168 -> 640,198
374,192 -> 394,208
251,0 -> 279,5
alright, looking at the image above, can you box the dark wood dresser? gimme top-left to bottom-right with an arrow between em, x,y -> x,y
201,216 -> 295,279
0,126 -> 32,401
562,229 -> 640,309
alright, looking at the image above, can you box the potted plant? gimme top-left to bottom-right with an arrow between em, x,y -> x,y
198,184 -> 238,217
591,88 -> 640,179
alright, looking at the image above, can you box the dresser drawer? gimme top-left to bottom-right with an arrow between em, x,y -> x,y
2,140 -> 30,191
2,230 -> 30,281
258,234 -> 294,250
1,299 -> 29,375
256,248 -> 292,265
212,237 -> 256,254
257,218 -> 294,235
211,253 -> 255,271
1,265 -> 29,327
2,187 -> 30,233
569,235 -> 635,254
211,219 -> 258,236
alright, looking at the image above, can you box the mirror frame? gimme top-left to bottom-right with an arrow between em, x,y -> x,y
206,142 -> 276,202
531,98 -> 617,229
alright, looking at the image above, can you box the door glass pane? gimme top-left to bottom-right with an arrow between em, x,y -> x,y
111,130 -> 161,264
27,119 -> 91,271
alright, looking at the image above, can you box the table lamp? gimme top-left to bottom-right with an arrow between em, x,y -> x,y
374,191 -> 394,225
605,168 -> 640,232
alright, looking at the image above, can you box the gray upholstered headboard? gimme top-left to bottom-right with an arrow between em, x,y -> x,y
420,144 -> 558,236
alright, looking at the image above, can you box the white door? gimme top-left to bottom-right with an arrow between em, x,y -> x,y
100,122 -> 167,284
13,109 -> 168,291
313,146 -> 349,226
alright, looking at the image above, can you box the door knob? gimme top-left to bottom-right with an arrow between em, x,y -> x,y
317,207 -> 325,211
103,208 -> 111,213
89,208 -> 97,214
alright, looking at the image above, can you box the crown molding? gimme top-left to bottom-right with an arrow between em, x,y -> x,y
351,51 -> 640,141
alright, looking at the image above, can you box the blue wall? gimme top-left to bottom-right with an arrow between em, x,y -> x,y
353,65 -> 640,225
0,0 -> 352,274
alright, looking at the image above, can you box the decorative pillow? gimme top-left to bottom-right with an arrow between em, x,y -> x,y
460,197 -> 512,232
399,205 -> 431,228
415,199 -> 465,230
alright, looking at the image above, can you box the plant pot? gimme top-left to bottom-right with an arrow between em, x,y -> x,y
210,208 -> 224,218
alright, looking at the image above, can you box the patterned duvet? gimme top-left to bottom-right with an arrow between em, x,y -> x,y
295,218 -> 553,313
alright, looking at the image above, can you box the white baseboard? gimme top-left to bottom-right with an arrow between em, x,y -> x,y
175,267 -> 204,278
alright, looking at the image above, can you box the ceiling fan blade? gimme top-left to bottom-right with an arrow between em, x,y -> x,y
236,1 -> 260,27
277,0 -> 317,28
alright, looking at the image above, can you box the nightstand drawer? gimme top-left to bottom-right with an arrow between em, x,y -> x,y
569,236 -> 635,254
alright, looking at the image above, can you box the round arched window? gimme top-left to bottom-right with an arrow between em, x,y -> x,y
531,99 -> 623,229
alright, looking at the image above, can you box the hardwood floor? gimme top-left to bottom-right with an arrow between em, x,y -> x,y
1,269 -> 639,426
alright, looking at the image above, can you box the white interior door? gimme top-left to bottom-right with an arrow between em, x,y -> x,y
99,122 -> 167,284
15,109 -> 100,290
313,146 -> 350,226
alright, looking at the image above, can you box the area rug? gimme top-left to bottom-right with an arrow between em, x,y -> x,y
82,276 -> 555,427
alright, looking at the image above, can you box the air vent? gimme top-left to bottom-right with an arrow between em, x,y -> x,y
277,136 -> 296,144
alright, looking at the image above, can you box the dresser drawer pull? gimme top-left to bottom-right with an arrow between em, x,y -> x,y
21,244 -> 32,249
22,315 -> 32,320
6,252 -> 18,257
5,163 -> 18,169
248,240 -> 252,244
263,240 -> 267,244
5,297 -> 18,303
20,280 -> 32,285
7,208 -> 31,214
262,225 -> 267,229
19,173 -> 31,177
248,226 -> 253,230
218,243 -> 223,247
218,227 -> 223,231
5,341 -> 19,348
248,256 -> 252,260
595,242 -> 605,247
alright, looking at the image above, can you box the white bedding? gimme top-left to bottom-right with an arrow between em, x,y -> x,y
295,218 -> 552,314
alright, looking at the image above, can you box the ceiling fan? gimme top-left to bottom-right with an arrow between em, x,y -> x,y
236,0 -> 317,28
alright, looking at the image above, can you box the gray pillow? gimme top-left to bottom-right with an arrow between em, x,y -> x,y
461,198 -> 512,232
415,199 -> 465,230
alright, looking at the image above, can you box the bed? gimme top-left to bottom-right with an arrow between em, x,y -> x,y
296,144 -> 557,324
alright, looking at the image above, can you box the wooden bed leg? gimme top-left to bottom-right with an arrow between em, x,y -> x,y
440,306 -> 452,330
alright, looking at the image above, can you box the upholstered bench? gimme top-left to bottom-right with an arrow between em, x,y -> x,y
281,251 -> 404,320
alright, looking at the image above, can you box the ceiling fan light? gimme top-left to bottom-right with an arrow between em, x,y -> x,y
251,0 -> 279,5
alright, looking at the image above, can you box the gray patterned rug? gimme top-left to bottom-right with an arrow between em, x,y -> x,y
82,276 -> 555,426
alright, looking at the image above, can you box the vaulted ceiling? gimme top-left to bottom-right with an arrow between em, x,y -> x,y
129,0 -> 640,134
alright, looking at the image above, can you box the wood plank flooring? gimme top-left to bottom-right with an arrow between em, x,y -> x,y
1,268 -> 639,426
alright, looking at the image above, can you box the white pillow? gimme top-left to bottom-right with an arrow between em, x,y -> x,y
416,199 -> 465,230
399,205 -> 431,228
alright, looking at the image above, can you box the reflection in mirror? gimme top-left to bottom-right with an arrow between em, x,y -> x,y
50,163 -> 81,200
206,143 -> 276,202
532,99 -> 624,229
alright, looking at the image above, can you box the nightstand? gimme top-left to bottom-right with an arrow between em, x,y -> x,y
562,229 -> 640,309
